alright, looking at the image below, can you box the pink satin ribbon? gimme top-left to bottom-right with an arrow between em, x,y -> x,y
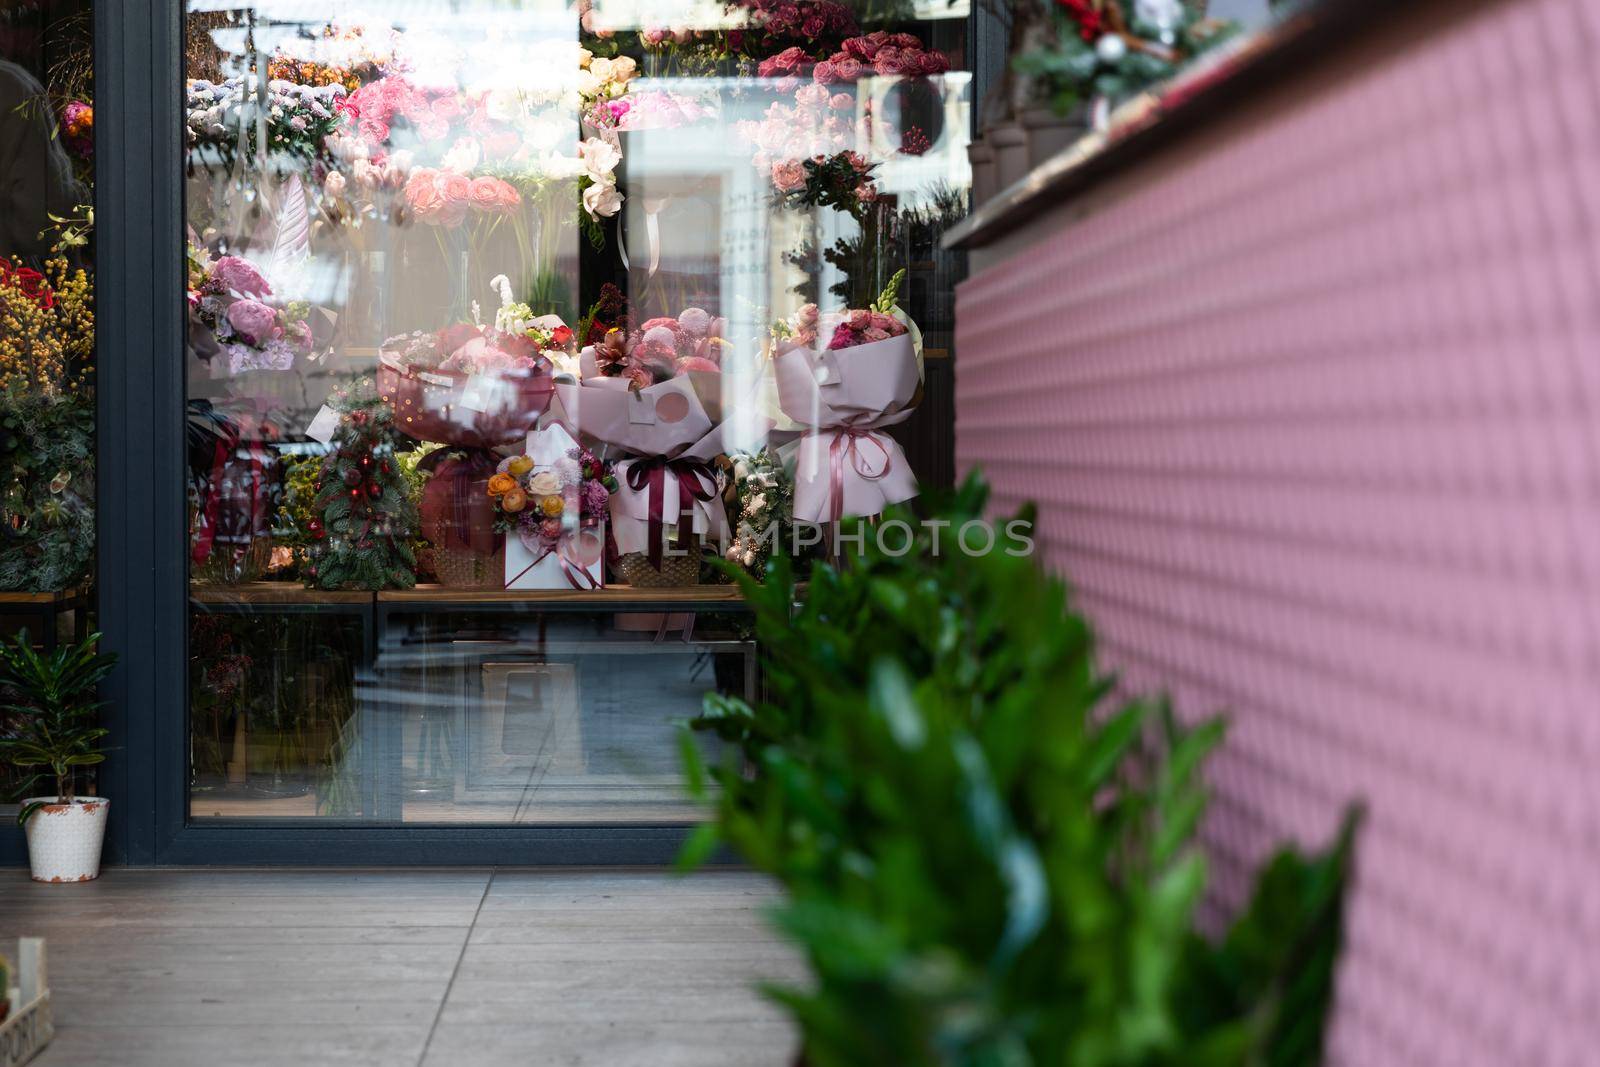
817,428 -> 893,523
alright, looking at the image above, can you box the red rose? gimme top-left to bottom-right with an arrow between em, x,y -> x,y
551,325 -> 573,346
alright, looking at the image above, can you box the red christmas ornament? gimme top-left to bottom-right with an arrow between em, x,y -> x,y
367,482 -> 383,499
343,467 -> 363,487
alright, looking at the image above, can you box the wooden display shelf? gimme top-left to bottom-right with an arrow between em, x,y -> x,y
189,582 -> 372,606
189,581 -> 753,608
0,589 -> 86,606
379,584 -> 747,605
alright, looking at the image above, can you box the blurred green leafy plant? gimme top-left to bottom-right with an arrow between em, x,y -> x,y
682,473 -> 1358,1066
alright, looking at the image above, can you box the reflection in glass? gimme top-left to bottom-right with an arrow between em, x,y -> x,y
182,1 -> 971,823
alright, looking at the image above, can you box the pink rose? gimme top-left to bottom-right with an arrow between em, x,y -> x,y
358,116 -> 390,145
873,48 -> 905,77
430,95 -> 462,120
890,33 -> 922,50
847,309 -> 870,330
813,60 -> 839,84
771,159 -> 807,192
830,92 -> 854,110
226,299 -> 278,346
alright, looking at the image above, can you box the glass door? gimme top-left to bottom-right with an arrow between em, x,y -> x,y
180,0 -> 974,835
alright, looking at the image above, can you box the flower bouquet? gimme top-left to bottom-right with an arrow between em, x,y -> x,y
489,425 -> 616,590
187,248 -> 327,376
376,277 -> 565,448
552,308 -> 732,586
772,271 -> 921,526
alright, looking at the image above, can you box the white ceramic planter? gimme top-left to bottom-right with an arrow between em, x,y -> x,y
21,797 -> 109,883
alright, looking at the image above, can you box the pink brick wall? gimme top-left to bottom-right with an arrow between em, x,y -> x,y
954,1 -> 1599,1062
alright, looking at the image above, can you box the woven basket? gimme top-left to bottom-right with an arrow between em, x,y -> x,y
432,542 -> 506,590
615,538 -> 702,588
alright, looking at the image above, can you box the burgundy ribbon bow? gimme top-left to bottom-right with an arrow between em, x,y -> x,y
624,457 -> 717,571
823,428 -> 893,523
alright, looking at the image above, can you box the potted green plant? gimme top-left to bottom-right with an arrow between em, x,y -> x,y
0,631 -> 116,883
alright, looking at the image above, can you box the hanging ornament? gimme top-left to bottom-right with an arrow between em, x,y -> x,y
367,482 -> 383,499
343,467 -> 363,487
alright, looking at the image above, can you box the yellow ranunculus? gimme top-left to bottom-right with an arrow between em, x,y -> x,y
508,456 -> 534,477
539,495 -> 564,518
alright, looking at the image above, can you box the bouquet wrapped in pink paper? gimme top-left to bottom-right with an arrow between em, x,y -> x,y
377,277 -> 567,447
552,308 -> 731,579
772,272 -> 921,525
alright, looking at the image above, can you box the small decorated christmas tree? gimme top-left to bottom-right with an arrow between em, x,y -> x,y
304,386 -> 419,590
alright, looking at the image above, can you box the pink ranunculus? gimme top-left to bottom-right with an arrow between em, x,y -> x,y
771,159 -> 807,192
210,256 -> 272,298
469,176 -> 504,212
226,299 -> 278,346
404,170 -> 444,219
493,179 -> 522,212
439,172 -> 471,205
830,92 -> 854,111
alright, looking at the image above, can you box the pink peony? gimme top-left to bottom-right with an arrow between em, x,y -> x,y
226,299 -> 278,346
209,256 -> 271,297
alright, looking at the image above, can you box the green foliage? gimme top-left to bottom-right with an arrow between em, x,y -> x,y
0,394 -> 95,592
0,630 -> 116,823
303,386 -> 419,591
1017,4 -> 1240,114
684,474 -> 1358,1066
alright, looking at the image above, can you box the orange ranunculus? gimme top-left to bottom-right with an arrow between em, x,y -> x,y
487,472 -> 516,497
501,488 -> 527,513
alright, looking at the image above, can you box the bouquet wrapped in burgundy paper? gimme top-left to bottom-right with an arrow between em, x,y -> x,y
551,308 -> 732,576
377,277 -> 566,448
772,272 -> 921,525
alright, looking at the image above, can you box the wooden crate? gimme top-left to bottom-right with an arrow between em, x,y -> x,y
0,939 -> 51,1067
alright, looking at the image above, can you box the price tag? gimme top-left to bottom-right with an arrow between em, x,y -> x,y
305,405 -> 339,445
628,390 -> 657,426
459,374 -> 491,413
812,350 -> 841,386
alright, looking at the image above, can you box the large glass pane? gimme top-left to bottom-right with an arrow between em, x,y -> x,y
182,1 -> 972,825
0,2 -> 97,818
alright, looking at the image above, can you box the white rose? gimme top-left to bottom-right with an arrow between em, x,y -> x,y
575,69 -> 601,98
611,56 -> 637,81
578,136 -> 621,178
484,88 -> 523,124
442,137 -> 482,173
582,180 -> 623,218
589,57 -> 613,82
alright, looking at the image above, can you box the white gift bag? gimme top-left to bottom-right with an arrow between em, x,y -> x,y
503,424 -> 607,590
